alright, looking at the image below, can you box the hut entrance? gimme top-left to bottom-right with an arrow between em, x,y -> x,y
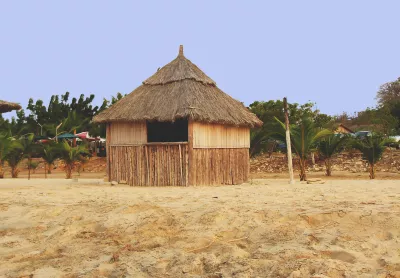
147,118 -> 188,142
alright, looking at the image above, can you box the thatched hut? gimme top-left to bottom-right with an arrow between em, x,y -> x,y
0,100 -> 21,113
94,45 -> 262,186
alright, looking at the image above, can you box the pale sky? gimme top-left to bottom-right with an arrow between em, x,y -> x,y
1,1 -> 400,119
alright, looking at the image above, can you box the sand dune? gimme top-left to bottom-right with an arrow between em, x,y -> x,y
0,179 -> 400,277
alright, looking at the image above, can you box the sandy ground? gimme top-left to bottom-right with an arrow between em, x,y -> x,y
4,156 -> 400,180
250,171 -> 400,180
9,169 -> 400,181
1,179 -> 400,278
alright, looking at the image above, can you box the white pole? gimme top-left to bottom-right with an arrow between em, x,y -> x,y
56,123 -> 62,142
284,97 -> 295,184
37,123 -> 43,136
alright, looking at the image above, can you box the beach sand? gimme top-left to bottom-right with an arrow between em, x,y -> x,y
0,179 -> 399,277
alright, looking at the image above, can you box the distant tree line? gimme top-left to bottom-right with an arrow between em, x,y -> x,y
0,76 -> 398,180
0,92 -> 125,138
248,77 -> 400,157
247,77 -> 399,180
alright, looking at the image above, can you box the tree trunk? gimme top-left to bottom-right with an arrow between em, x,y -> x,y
44,163 -> 47,179
65,164 -> 73,179
28,158 -> 31,180
11,166 -> 18,178
268,141 -> 277,158
325,158 -> 332,176
73,129 -> 77,147
299,122 -> 306,181
311,152 -> 316,169
283,97 -> 295,184
369,163 -> 375,179
0,162 -> 3,178
299,159 -> 307,181
48,164 -> 52,174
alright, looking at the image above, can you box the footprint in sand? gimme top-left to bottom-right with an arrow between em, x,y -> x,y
322,250 -> 357,264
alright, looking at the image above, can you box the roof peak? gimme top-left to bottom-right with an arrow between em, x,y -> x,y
143,45 -> 216,86
178,45 -> 184,56
92,46 -> 263,127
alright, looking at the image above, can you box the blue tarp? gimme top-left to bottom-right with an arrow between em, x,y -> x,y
56,133 -> 78,139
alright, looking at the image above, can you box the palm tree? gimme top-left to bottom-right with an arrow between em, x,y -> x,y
4,140 -> 24,178
317,134 -> 349,176
20,134 -> 41,180
272,117 -> 331,181
57,141 -> 89,179
0,133 -> 12,178
42,143 -> 60,178
62,111 -> 89,146
352,134 -> 393,179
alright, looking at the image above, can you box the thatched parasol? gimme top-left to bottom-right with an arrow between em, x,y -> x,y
93,45 -> 262,127
0,100 -> 22,113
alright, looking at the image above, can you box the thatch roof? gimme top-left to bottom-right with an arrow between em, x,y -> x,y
0,100 -> 22,113
93,46 -> 262,127
336,124 -> 354,134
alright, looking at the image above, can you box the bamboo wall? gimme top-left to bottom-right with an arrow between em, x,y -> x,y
106,121 -> 251,186
108,122 -> 147,145
190,148 -> 249,185
192,122 -> 250,148
109,143 -> 188,186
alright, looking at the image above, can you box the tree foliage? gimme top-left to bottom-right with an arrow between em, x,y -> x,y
0,132 -> 14,177
352,134 -> 393,179
248,100 -> 333,156
0,92 -> 124,138
42,143 -> 59,176
317,134 -> 349,176
270,117 -> 331,181
19,133 -> 40,180
377,77 -> 400,106
57,141 -> 89,179
4,139 -> 24,178
375,77 -> 400,133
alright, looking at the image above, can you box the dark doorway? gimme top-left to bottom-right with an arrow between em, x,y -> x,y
147,118 -> 188,142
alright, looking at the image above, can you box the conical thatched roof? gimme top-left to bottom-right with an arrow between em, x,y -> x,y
93,46 -> 262,127
0,100 -> 22,113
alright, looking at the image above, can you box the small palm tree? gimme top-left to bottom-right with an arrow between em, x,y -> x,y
20,134 -> 41,180
352,134 -> 393,179
62,111 -> 89,146
317,134 -> 349,176
27,160 -> 40,174
57,141 -> 89,179
42,143 -> 60,178
4,141 -> 24,178
0,133 -> 13,178
272,117 -> 331,181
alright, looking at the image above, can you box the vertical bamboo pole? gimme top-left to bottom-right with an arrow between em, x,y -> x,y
283,97 -> 295,185
179,144 -> 183,186
188,120 -> 194,186
145,145 -> 149,185
106,124 -> 112,182
185,144 -> 189,186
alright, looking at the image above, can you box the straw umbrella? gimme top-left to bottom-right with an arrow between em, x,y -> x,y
0,100 -> 21,113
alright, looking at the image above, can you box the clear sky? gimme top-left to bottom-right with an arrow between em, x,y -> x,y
1,1 -> 400,119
